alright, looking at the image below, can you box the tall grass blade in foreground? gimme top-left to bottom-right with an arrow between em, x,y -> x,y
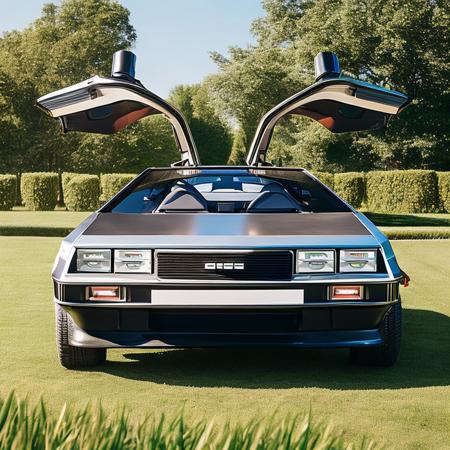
0,391 -> 377,449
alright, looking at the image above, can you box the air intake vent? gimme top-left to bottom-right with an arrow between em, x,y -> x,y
157,251 -> 293,281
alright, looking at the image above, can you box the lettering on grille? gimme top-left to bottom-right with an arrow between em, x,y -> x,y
204,262 -> 245,270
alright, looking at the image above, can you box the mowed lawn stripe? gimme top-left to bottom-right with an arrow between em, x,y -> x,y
0,237 -> 449,449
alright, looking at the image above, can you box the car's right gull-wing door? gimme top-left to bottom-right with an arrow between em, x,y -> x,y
37,50 -> 200,166
247,52 -> 410,166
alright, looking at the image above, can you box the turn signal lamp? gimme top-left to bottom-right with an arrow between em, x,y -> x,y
87,286 -> 124,302
331,285 -> 363,300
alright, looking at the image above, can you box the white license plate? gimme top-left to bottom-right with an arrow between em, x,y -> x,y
151,289 -> 304,306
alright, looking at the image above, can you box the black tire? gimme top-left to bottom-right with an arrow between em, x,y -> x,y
55,304 -> 106,369
350,299 -> 402,367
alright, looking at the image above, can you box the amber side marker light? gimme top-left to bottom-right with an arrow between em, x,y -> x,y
87,286 -> 124,302
331,285 -> 363,300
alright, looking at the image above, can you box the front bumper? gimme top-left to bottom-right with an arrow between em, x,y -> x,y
58,299 -> 396,349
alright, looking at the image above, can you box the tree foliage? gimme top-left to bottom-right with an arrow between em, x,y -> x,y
1,0 -> 447,173
74,117 -> 179,172
227,127 -> 248,165
0,0 -> 138,174
207,0 -> 450,171
207,47 -> 300,147
0,0 -> 160,174
169,84 -> 232,165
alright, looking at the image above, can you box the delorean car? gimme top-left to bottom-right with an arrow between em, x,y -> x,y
38,50 -> 410,369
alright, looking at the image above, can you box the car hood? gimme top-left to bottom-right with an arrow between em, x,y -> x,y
71,212 -> 380,249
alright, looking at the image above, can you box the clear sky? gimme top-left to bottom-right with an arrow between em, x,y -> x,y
0,0 -> 264,97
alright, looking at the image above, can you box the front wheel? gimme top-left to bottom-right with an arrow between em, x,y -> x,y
350,299 -> 402,367
55,304 -> 106,369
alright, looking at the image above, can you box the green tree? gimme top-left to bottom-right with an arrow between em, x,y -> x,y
0,0 -> 136,174
207,46 -> 301,147
73,117 -> 179,172
208,0 -> 450,171
169,84 -> 233,165
227,127 -> 248,165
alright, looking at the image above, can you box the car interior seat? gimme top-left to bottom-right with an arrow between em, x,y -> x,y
246,191 -> 299,213
156,187 -> 208,212
261,182 -> 286,193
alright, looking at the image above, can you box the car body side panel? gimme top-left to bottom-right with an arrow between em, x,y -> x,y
52,212 -> 98,278
354,211 -> 403,278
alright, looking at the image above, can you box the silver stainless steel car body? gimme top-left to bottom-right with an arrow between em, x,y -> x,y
39,51 -> 409,368
52,184 -> 403,285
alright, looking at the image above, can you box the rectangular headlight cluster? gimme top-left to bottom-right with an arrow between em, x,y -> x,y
340,250 -> 377,272
77,249 -> 111,272
296,250 -> 335,273
76,249 -> 151,273
296,249 -> 377,273
114,250 -> 151,273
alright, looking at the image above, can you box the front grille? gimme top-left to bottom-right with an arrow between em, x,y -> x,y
157,251 -> 293,281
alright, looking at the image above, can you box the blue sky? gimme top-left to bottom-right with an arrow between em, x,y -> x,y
0,0 -> 264,97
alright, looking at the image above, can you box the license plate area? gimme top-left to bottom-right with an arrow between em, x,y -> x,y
151,289 -> 304,306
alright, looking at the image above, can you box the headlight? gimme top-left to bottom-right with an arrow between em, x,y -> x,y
114,249 -> 152,273
340,249 -> 377,272
77,249 -> 111,272
296,250 -> 335,273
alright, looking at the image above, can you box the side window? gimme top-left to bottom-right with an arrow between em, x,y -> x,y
286,177 -> 349,213
112,186 -> 166,213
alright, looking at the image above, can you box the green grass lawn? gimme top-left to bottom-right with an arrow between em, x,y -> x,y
0,208 -> 90,236
0,208 -> 90,227
378,226 -> 450,240
362,212 -> 450,226
1,237 -> 449,449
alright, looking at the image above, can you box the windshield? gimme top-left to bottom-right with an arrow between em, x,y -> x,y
107,169 -> 349,214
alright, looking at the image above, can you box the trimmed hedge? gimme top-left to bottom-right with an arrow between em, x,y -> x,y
61,172 -> 79,197
9,170 -> 450,214
65,175 -> 100,211
20,172 -> 58,211
312,171 -> 334,189
334,172 -> 365,208
366,170 -> 439,213
0,175 -> 17,211
437,172 -> 450,212
100,173 -> 136,202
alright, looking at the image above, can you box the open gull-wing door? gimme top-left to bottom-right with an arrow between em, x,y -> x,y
37,50 -> 200,166
247,52 -> 409,166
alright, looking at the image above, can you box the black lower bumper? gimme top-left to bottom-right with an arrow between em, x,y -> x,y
61,302 -> 395,349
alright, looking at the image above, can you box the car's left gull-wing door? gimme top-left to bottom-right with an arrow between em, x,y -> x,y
247,52 -> 410,166
37,50 -> 200,166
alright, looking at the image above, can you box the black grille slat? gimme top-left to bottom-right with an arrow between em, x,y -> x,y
157,251 -> 293,280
